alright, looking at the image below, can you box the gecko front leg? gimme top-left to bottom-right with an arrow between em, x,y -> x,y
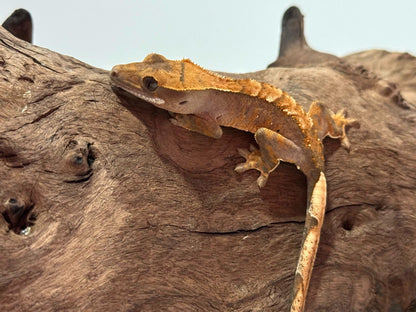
170,113 -> 223,139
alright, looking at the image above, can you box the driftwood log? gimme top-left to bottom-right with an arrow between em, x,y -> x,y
1,6 -> 415,312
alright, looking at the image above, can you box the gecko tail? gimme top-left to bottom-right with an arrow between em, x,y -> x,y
291,171 -> 327,312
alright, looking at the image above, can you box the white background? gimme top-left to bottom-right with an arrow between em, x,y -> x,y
0,0 -> 414,72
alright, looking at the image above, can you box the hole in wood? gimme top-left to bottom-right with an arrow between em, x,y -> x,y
342,219 -> 353,231
2,198 -> 35,234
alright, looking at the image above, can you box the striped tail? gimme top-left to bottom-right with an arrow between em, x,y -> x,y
291,171 -> 327,312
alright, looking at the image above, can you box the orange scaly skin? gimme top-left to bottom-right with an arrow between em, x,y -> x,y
110,54 -> 357,312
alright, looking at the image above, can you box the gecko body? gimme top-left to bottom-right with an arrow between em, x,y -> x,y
110,53 -> 357,312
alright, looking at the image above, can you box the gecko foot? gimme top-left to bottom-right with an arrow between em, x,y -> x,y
309,101 -> 360,153
234,145 -> 273,188
333,109 -> 360,151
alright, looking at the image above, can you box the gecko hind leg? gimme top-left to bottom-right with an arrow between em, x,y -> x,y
235,128 -> 303,188
308,101 -> 359,151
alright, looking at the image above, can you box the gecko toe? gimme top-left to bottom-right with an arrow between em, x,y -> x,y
341,136 -> 351,152
237,148 -> 250,159
235,163 -> 252,173
347,118 -> 360,129
336,108 -> 346,116
249,144 -> 258,153
257,173 -> 269,188
235,145 -> 263,173
169,118 -> 179,126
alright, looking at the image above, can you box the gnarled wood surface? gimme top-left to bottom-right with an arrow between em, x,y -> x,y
0,6 -> 415,311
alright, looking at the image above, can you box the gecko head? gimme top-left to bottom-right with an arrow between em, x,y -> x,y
110,53 -> 216,114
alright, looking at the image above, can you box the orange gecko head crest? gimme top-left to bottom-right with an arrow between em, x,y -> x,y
111,53 -> 245,90
110,53 -> 241,112
111,53 -> 225,92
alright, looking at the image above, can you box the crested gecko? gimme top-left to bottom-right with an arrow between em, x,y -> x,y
110,53 -> 357,312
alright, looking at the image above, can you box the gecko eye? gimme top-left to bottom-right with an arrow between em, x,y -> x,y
142,76 -> 158,91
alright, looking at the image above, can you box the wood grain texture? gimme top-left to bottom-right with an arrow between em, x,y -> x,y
0,12 -> 415,312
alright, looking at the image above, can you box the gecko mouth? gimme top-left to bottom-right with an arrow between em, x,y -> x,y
110,76 -> 165,106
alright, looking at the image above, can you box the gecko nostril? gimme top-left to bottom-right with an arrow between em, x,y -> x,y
110,66 -> 121,78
